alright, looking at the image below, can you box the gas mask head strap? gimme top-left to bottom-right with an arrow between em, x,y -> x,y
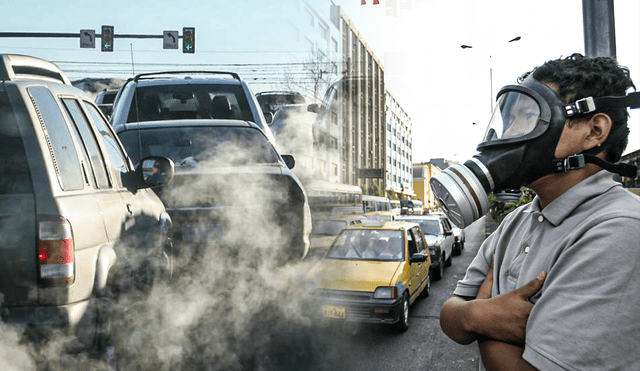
553,154 -> 637,178
552,91 -> 640,178
564,92 -> 640,116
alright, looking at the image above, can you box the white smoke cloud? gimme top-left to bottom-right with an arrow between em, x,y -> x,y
1,123 -> 360,370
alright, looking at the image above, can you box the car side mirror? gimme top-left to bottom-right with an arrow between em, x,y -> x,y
307,103 -> 320,113
281,154 -> 295,170
444,230 -> 453,236
137,156 -> 174,188
264,111 -> 274,124
410,253 -> 427,264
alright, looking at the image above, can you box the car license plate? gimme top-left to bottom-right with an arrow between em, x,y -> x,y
322,305 -> 346,319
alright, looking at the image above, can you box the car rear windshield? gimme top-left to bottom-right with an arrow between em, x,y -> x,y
127,84 -> 253,123
118,126 -> 280,167
327,229 -> 404,261
401,218 -> 440,236
0,90 -> 33,194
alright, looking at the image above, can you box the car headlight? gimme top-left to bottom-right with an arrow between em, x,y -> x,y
305,281 -> 316,294
373,286 -> 398,299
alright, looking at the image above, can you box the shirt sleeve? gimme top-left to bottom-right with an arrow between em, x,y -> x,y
523,216 -> 640,371
453,226 -> 496,298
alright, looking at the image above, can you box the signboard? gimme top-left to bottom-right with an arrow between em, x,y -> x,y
163,30 -> 178,49
80,29 -> 95,48
358,168 -> 384,178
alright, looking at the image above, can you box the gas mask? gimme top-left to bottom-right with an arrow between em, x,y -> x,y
431,74 -> 640,228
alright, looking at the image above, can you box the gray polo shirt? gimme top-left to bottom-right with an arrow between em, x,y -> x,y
454,170 -> 640,370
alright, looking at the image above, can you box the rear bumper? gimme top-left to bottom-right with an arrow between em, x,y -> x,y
2,299 -> 90,328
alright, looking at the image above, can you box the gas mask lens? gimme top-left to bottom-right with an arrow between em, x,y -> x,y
482,91 -> 541,144
431,90 -> 544,228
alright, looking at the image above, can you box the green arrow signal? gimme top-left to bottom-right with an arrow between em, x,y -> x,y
185,44 -> 192,51
104,42 -> 111,48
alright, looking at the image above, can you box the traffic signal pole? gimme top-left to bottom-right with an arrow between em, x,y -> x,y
0,29 -> 195,53
582,0 -> 616,58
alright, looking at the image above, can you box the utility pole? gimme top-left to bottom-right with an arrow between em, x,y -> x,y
582,0 -> 616,58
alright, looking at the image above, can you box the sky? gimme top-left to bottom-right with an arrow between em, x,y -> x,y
1,0 -> 638,163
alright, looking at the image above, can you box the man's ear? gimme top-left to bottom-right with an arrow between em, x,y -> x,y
584,113 -> 612,152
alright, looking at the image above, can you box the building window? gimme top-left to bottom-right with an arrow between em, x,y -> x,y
306,8 -> 314,26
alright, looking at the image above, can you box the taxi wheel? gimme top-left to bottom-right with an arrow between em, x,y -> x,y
395,293 -> 410,332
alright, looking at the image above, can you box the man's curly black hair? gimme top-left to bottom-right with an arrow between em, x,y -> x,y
519,53 -> 635,162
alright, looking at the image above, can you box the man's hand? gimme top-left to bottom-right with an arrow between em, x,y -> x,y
469,270 -> 546,344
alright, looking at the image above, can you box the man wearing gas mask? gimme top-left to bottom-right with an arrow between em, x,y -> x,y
438,54 -> 640,370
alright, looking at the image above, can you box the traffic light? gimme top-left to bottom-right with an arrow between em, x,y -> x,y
101,25 -> 114,52
182,27 -> 195,53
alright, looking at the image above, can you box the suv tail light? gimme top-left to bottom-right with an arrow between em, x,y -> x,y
37,216 -> 75,287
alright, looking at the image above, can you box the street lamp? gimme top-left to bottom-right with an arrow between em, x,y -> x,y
461,36 -> 522,113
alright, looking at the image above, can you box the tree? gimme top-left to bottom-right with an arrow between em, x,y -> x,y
488,187 -> 536,225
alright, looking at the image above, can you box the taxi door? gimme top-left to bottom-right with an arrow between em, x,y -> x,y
406,229 -> 422,302
412,226 -> 430,291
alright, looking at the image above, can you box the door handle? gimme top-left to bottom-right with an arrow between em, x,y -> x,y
126,203 -> 134,215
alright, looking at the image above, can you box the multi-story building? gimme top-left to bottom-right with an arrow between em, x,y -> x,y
262,1 -> 413,202
412,163 -> 442,212
386,90 -> 414,198
330,4 -> 386,196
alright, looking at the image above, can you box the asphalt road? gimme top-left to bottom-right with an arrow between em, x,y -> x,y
312,216 -> 487,371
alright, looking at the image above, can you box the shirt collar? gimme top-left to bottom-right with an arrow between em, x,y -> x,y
537,170 -> 620,226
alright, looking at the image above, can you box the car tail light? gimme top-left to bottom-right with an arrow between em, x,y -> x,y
38,216 -> 75,287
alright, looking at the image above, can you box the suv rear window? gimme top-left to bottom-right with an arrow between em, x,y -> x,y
28,86 -> 84,191
126,84 -> 253,123
0,90 -> 33,194
118,126 -> 279,167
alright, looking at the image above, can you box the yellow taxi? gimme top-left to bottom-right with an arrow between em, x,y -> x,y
304,220 -> 431,331
308,213 -> 367,259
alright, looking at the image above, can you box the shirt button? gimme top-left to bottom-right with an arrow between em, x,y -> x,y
538,215 -> 544,222
525,246 -> 530,253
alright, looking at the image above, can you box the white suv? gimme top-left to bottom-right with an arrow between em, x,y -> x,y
0,54 -> 174,353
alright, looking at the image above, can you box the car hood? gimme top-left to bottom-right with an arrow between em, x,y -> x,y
424,235 -> 443,246
309,235 -> 337,251
307,259 -> 402,292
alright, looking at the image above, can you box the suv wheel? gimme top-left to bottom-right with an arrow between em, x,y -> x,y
453,242 -> 462,256
433,253 -> 444,280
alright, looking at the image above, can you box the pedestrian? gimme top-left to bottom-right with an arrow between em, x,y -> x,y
438,53 -> 640,370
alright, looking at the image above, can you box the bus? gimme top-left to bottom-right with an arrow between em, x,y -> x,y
306,180 -> 363,216
400,199 -> 424,215
390,200 -> 401,214
362,195 -> 393,213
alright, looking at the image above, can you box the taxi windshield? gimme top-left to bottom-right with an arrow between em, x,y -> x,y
327,229 -> 404,261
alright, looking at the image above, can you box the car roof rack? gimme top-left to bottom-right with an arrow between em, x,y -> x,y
256,91 -> 303,95
0,54 -> 71,85
133,71 -> 240,82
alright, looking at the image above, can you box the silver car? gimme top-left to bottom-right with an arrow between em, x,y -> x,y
396,214 -> 455,280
